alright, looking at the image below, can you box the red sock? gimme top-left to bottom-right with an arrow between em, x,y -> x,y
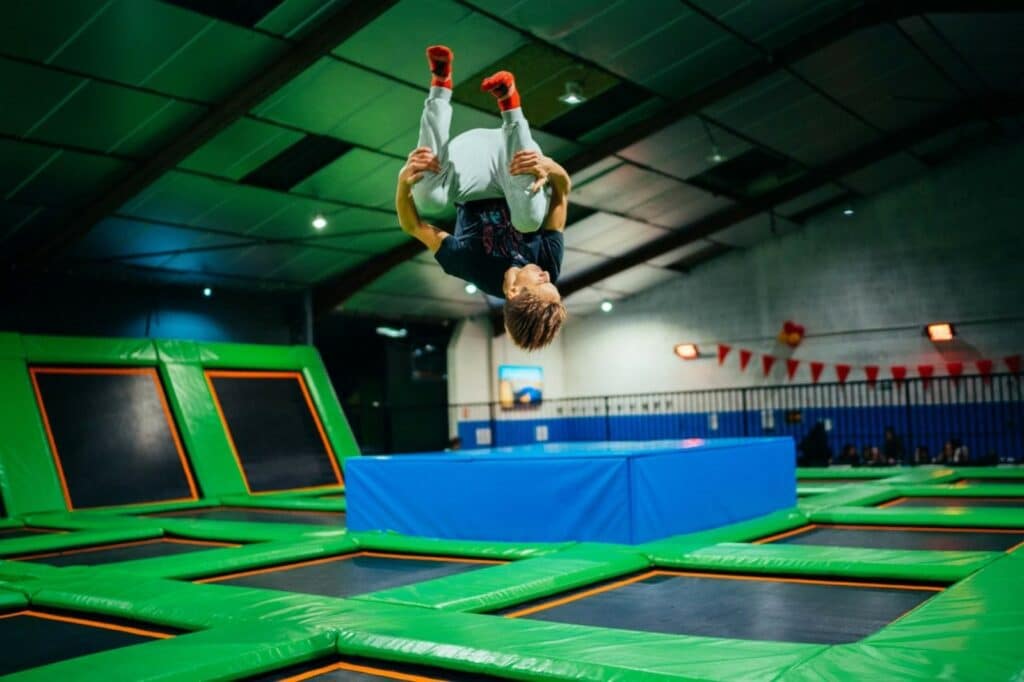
426,45 -> 453,89
481,71 -> 520,111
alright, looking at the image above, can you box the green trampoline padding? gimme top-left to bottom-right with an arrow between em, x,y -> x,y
148,506 -> 346,526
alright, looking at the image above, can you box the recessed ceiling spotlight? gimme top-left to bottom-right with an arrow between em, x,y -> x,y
842,207 -> 854,216
312,214 -> 328,230
202,287 -> 212,298
465,283 -> 478,295
558,81 -> 586,106
600,300 -> 613,313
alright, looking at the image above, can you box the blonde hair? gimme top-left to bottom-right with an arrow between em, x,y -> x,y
504,291 -> 567,351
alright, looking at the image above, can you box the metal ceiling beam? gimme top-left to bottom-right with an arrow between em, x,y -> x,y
559,94 -> 1024,296
310,0 -> 1007,316
20,0 -> 399,267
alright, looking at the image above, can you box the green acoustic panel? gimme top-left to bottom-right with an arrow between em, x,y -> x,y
265,248 -> 369,284
320,230 -> 407,255
5,147 -> 129,207
0,358 -> 65,516
0,0 -> 111,62
720,0 -> 858,51
254,58 -> 394,136
70,217 -> 250,261
143,21 -> 289,102
179,119 -> 305,180
257,0 -> 338,37
0,58 -> 83,137
0,204 -> 51,246
328,86 -> 423,153
246,203 -> 391,241
334,0 -> 528,87
292,149 -> 400,207
46,0 -> 212,88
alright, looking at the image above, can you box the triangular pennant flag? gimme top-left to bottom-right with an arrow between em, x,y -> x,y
1006,355 -> 1022,374
977,359 -> 993,384
717,344 -> 731,366
864,365 -> 880,386
917,364 -> 934,390
785,358 -> 800,380
810,361 -> 825,384
836,364 -> 852,384
739,349 -> 753,372
891,365 -> 907,383
946,361 -> 963,386
762,354 -> 776,377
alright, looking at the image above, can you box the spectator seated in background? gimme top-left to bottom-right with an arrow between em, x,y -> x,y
883,426 -> 905,465
937,438 -> 970,465
912,445 -> 931,465
838,443 -> 860,467
797,421 -> 832,467
863,445 -> 886,467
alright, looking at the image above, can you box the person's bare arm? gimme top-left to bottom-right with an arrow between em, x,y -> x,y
396,147 -> 449,253
509,151 -> 571,232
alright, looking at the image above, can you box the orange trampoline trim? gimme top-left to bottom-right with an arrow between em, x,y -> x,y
279,661 -> 443,682
0,609 -> 172,639
194,550 -> 502,584
204,370 -> 343,493
504,569 -> 942,619
14,537 -> 238,561
880,496 -> 1024,508
29,366 -> 199,510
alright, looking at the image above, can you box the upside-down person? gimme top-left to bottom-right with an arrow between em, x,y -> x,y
394,46 -> 571,351
397,146 -> 570,350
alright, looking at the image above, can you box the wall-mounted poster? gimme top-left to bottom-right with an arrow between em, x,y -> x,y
498,365 -> 543,409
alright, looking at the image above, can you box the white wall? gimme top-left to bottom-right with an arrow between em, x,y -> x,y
561,140 -> 1024,396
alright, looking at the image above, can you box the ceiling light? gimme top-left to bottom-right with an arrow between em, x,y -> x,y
202,287 -> 212,298
465,283 -> 478,295
376,326 -> 407,339
558,81 -> 586,106
706,147 -> 727,164
842,207 -> 854,216
674,343 -> 700,360
925,323 -> 955,342
312,214 -> 327,230
600,300 -> 613,313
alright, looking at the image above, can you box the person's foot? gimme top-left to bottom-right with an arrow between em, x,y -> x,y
427,45 -> 453,89
481,70 -> 521,111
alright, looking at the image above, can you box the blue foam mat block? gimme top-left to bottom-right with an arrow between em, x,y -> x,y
347,439 -> 796,544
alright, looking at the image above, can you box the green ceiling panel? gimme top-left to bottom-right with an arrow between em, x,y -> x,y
0,140 -> 127,207
292,148 -> 392,202
144,21 -> 289,102
0,202 -> 48,244
188,184 -> 300,235
323,229 -> 408,254
257,0 -> 338,38
32,80 -> 201,155
327,85 -> 423,151
334,0 -> 527,87
0,58 -> 83,137
48,0 -> 213,88
245,202 -> 390,240
717,0 -> 858,50
254,58 -> 393,136
122,170 -> 233,224
180,118 -> 305,179
70,216 -> 248,260
266,246 -> 368,283
0,0 -> 110,62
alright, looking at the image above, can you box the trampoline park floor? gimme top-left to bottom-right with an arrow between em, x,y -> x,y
148,506 -> 346,526
498,570 -> 941,645
878,496 -> 1024,508
0,609 -> 177,677
196,551 -> 503,599
756,523 -> 1024,552
246,656 -> 500,681
12,537 -> 239,567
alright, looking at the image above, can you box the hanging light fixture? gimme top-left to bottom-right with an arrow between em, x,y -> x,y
558,81 -> 586,106
701,118 -> 727,164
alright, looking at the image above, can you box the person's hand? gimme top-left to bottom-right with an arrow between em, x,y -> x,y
509,150 -> 548,193
399,147 -> 442,187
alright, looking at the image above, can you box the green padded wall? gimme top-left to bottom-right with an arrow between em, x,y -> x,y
0,332 -> 358,515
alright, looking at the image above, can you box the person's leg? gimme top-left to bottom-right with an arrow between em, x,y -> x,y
483,71 -> 549,232
412,46 -> 455,215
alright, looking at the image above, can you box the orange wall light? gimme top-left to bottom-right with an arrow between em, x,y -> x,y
925,323 -> 955,342
674,344 -> 700,360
